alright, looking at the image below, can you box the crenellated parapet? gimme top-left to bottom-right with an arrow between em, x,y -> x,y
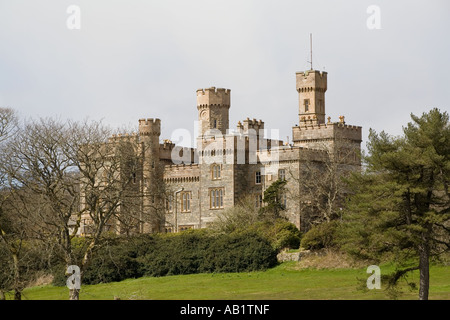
292,115 -> 362,150
139,118 -> 161,136
236,118 -> 265,136
108,132 -> 139,143
197,87 -> 231,137
197,87 -> 231,109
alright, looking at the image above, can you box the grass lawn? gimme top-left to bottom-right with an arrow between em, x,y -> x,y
19,262 -> 450,300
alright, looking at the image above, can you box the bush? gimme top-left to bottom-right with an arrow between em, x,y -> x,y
82,241 -> 142,285
247,219 -> 301,252
300,221 -> 340,251
52,229 -> 278,285
138,230 -> 211,277
201,232 -> 278,273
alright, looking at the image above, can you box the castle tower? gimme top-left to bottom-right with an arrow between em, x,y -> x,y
296,70 -> 327,124
139,118 -> 163,233
197,87 -> 231,137
292,70 -> 362,166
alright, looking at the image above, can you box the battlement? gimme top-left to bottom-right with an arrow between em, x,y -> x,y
162,139 -> 175,149
237,118 -> 265,135
296,70 -> 327,91
139,118 -> 161,136
197,87 -> 231,108
292,115 -> 362,149
108,132 -> 139,143
297,116 -> 361,131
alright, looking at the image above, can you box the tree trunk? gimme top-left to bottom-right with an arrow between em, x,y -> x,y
0,290 -> 5,300
12,252 -> 21,301
418,240 -> 430,300
14,289 -> 21,301
69,288 -> 80,300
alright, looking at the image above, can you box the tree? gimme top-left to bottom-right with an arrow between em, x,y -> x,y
0,117 -> 144,300
286,134 -> 360,231
0,107 -> 25,300
260,179 -> 287,220
63,120 -> 144,299
341,108 -> 449,300
213,195 -> 261,233
0,108 -> 17,143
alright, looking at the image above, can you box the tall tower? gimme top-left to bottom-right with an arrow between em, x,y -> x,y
197,87 -> 231,137
292,70 -> 362,165
139,118 -> 162,233
296,70 -> 327,124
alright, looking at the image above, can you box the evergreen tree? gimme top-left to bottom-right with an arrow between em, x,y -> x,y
341,108 -> 449,300
260,179 -> 287,220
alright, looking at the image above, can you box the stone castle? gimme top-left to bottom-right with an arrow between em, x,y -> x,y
79,69 -> 362,235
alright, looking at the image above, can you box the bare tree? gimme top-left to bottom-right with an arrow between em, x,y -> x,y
1,114 -> 168,299
0,116 -> 145,300
212,194 -> 260,233
0,108 -> 17,144
0,117 -> 82,299
62,121 -> 146,299
0,108 -> 40,300
287,134 -> 360,231
0,108 -> 22,300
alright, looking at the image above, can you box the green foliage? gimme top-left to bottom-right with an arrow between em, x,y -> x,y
214,193 -> 301,252
0,240 -> 54,291
260,179 -> 287,219
201,232 -> 277,273
52,230 -> 278,285
300,220 -> 340,250
340,108 -> 450,298
247,219 -> 301,252
82,240 -> 141,285
139,230 -> 211,277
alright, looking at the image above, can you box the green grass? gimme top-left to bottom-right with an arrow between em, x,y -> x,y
18,263 -> 450,300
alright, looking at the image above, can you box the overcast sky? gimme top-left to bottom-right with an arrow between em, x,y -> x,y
1,0 -> 449,149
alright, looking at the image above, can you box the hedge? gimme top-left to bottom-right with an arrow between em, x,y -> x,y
53,230 -> 278,286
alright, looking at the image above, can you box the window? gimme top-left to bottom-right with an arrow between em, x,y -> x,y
318,99 -> 323,112
304,99 -> 310,112
165,227 -> 173,233
212,164 -> 221,180
210,188 -> 224,209
255,171 -> 262,184
179,225 -> 194,232
166,195 -> 173,213
132,172 -> 137,184
213,119 -> 217,129
278,169 -> 286,181
181,192 -> 191,212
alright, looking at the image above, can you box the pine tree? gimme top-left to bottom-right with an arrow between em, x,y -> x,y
341,108 -> 450,300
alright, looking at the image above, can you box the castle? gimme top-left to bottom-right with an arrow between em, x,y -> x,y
79,69 -> 362,235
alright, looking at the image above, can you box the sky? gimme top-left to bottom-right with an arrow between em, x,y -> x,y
0,0 -> 449,149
